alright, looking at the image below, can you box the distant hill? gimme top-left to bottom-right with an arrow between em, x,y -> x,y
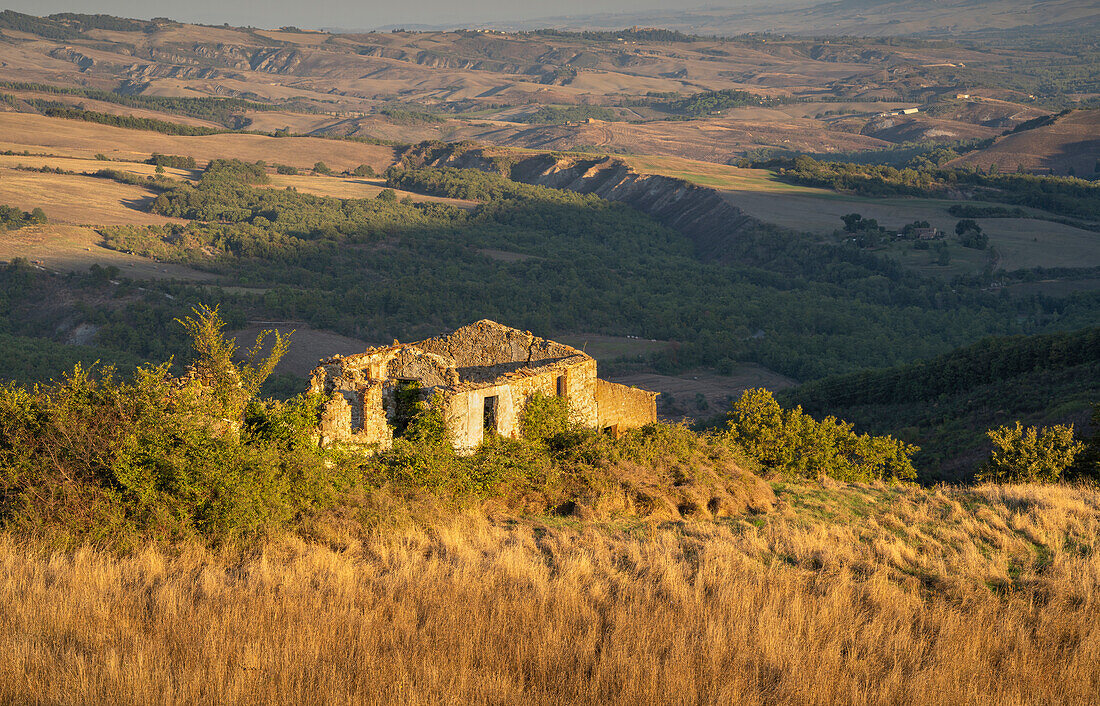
449,0 -> 1100,37
948,109 -> 1100,176
0,9 -> 1091,167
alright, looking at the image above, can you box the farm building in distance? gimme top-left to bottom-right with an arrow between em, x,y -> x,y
912,226 -> 942,240
310,320 -> 658,452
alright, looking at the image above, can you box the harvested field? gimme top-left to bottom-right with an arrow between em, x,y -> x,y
1004,278 -> 1100,298
0,154 -> 195,180
553,334 -> 671,361
881,217 -> 1100,275
0,168 -> 182,226
264,174 -> 477,207
0,225 -> 220,281
463,116 -> 893,163
621,156 -> 813,193
719,188 -> 961,234
0,114 -> 398,173
4,89 -> 224,129
230,324 -> 373,376
949,108 -> 1100,176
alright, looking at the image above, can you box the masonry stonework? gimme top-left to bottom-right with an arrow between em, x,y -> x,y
310,320 -> 657,452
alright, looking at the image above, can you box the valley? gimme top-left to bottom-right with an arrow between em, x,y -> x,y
0,8 -> 1095,477
0,6 -> 1098,703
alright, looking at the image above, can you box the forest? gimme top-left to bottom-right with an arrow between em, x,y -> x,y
80,160 -> 1098,383
781,327 -> 1100,478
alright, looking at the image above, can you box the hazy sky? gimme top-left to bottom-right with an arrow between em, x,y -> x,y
7,0 -> 700,30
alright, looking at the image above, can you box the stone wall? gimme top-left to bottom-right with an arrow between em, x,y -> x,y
317,383 -> 393,449
416,319 -> 579,368
596,379 -> 658,432
311,320 -> 655,453
445,358 -> 598,451
385,348 -> 458,387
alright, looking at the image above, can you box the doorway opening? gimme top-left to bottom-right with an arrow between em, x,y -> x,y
483,395 -> 498,434
393,379 -> 420,437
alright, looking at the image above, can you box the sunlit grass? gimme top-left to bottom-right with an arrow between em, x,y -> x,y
1,481 -> 1097,704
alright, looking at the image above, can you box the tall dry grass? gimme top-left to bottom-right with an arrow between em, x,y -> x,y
1,481 -> 1098,705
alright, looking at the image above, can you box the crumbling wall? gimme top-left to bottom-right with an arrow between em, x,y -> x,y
446,358 -> 599,451
416,319 -> 579,369
597,379 -> 657,432
318,393 -> 352,444
316,384 -> 392,449
358,384 -> 390,445
384,348 -> 458,387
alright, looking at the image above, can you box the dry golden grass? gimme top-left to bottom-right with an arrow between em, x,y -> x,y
1,481 -> 1097,705
264,174 -> 478,207
0,168 -> 181,227
0,113 -> 397,172
0,224 -> 221,281
0,154 -> 195,180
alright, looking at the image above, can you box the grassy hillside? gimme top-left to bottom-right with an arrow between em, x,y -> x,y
949,108 -> 1100,177
2,481 -> 1098,704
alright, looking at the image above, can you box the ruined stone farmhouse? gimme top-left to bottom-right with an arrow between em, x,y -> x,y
310,320 -> 657,451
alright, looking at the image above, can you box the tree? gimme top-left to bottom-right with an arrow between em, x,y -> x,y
841,213 -> 863,233
955,219 -> 980,236
175,304 -> 290,420
976,422 -> 1085,483
955,219 -> 987,249
313,161 -> 332,175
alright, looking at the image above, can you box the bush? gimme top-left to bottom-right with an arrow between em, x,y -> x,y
0,204 -> 46,229
725,388 -> 917,482
520,392 -> 570,442
976,422 -> 1085,483
0,306 -> 353,546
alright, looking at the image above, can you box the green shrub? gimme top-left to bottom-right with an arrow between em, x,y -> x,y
976,422 -> 1085,483
726,388 -> 917,482
520,392 -> 569,442
0,306 -> 352,546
